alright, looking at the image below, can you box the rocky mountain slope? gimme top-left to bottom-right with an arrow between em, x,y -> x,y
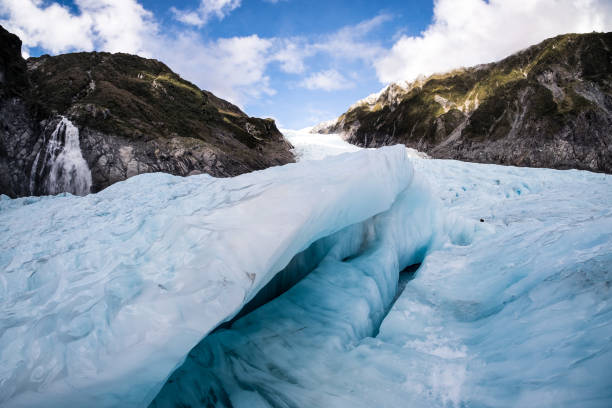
316,32 -> 612,173
0,26 -> 294,198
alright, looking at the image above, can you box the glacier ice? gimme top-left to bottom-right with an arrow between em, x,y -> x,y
281,128 -> 361,161
283,128 -> 427,161
152,134 -> 612,407
150,169 -> 470,408
1,128 -> 612,408
0,145 -> 415,407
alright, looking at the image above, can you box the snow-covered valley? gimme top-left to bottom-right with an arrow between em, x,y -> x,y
1,130 -> 611,407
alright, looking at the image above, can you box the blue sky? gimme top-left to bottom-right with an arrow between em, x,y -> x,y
197,0 -> 434,128
1,0 -> 611,129
189,0 -> 434,128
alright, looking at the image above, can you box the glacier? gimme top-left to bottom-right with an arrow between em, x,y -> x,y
150,132 -> 612,407
1,129 -> 611,407
0,145 -> 418,407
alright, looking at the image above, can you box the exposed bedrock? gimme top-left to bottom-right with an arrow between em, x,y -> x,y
317,32 -> 612,173
0,25 -> 294,197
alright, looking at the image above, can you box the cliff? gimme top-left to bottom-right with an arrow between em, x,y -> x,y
316,32 -> 612,173
0,26 -> 294,197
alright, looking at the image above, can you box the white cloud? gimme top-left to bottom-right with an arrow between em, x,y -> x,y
156,33 -> 275,105
375,0 -> 612,84
0,0 -> 156,55
0,0 -> 272,106
311,14 -> 391,64
171,0 -> 241,27
0,0 -> 94,54
0,1 -> 388,106
299,69 -> 354,91
268,14 -> 390,78
273,39 -> 308,74
77,0 -> 157,54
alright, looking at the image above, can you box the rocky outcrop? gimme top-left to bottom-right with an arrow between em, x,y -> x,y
317,32 -> 612,173
0,26 -> 37,197
0,26 -> 294,198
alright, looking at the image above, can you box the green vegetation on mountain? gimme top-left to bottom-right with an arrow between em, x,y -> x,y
321,32 -> 612,173
0,25 -> 294,197
26,51 -> 290,155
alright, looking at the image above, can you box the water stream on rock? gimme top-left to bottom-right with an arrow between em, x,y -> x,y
30,116 -> 92,196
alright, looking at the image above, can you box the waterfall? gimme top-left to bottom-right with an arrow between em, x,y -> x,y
30,116 -> 92,196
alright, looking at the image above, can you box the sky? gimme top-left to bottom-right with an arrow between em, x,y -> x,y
1,0 -> 611,129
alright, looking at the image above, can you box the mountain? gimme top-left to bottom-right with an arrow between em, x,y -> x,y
315,32 -> 612,173
0,26 -> 294,198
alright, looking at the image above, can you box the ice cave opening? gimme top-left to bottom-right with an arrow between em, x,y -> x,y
2,139 -> 611,408
150,175 -> 466,408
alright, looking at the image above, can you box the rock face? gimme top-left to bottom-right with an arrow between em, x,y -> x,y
317,32 -> 612,173
0,26 -> 294,198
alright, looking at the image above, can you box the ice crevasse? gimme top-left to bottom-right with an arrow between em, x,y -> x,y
2,136 -> 612,407
151,133 -> 612,407
0,145 -> 466,407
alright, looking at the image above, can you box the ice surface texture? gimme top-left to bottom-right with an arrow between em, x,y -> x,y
283,128 -> 427,162
281,128 -> 361,161
151,168 -> 470,408
0,146 -> 413,407
2,129 -> 612,407
153,134 -> 612,407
